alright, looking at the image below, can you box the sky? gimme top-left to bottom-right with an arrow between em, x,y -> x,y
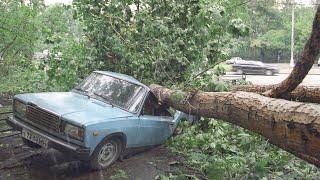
44,0 -> 314,6
296,0 -> 312,5
44,0 -> 72,6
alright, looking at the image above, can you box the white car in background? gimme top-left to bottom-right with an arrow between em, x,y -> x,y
226,57 -> 246,65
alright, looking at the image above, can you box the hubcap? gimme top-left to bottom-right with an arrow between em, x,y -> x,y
266,70 -> 272,76
237,69 -> 243,74
98,142 -> 117,167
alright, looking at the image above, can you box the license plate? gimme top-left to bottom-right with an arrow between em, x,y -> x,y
21,129 -> 49,148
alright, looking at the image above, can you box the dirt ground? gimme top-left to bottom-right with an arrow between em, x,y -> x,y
0,140 -> 202,180
0,122 -> 204,180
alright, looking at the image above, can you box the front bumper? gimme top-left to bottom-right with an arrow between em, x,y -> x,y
7,116 -> 90,160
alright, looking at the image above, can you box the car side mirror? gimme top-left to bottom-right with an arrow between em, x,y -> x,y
174,111 -> 201,123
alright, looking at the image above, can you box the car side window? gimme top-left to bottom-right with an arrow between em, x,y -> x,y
142,93 -> 172,117
142,93 -> 159,116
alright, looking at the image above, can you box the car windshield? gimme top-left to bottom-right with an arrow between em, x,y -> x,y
74,72 -> 146,113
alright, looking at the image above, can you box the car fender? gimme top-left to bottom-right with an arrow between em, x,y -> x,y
97,132 -> 127,151
86,127 -> 128,155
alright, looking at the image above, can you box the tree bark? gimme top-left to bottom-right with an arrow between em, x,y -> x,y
232,85 -> 320,104
151,84 -> 320,167
264,6 -> 320,98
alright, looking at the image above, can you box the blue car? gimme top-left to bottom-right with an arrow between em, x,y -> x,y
7,71 -> 195,170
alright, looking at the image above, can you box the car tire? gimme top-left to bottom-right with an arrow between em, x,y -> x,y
236,69 -> 244,75
265,70 -> 273,76
22,138 -> 42,148
89,137 -> 122,170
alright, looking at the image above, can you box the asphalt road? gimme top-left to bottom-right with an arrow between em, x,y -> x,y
224,63 -> 320,86
245,73 -> 320,86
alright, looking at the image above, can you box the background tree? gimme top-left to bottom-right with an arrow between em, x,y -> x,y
150,5 -> 320,176
0,0 -> 39,65
232,1 -> 315,63
2,0 -> 320,178
73,0 -> 248,85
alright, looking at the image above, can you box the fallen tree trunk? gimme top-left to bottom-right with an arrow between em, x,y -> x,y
232,85 -> 320,104
264,5 -> 320,98
151,84 -> 320,167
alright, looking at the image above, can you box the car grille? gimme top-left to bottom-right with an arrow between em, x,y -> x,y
26,105 -> 61,132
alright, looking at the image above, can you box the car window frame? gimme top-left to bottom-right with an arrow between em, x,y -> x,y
139,92 -> 173,118
73,72 -> 148,114
140,92 -> 159,116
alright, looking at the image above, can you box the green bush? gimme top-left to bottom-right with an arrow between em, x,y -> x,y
168,119 -> 320,179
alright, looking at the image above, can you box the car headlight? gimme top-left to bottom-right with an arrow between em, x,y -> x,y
13,100 -> 27,117
64,123 -> 84,141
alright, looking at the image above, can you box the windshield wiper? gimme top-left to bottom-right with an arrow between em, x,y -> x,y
93,92 -> 114,107
74,87 -> 90,97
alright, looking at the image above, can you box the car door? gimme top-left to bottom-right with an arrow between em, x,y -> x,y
241,63 -> 251,74
244,62 -> 261,74
249,64 -> 262,74
238,63 -> 253,74
137,93 -> 173,146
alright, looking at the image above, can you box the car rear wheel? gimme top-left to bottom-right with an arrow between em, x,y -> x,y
22,138 -> 42,148
89,137 -> 122,170
265,70 -> 273,76
236,69 -> 244,75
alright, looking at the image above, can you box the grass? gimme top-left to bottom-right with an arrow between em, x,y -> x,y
110,170 -> 128,180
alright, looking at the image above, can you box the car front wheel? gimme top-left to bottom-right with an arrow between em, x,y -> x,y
89,138 -> 122,170
265,70 -> 273,76
236,69 -> 244,75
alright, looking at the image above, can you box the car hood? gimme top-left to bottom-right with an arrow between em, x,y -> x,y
15,92 -> 133,126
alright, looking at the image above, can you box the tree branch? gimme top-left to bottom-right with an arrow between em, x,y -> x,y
232,85 -> 320,103
151,84 -> 320,167
264,5 -> 320,98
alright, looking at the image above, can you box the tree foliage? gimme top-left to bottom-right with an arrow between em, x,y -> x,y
233,2 -> 315,62
0,0 -> 39,63
73,0 -> 248,85
35,4 -> 95,90
1,1 -> 320,179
